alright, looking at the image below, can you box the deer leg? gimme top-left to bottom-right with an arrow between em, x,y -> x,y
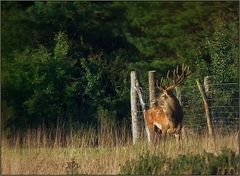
176,124 -> 183,151
147,125 -> 155,145
161,131 -> 167,152
166,122 -> 178,134
174,133 -> 182,152
146,126 -> 151,144
175,133 -> 180,147
154,125 -> 162,144
154,123 -> 163,144
166,128 -> 176,134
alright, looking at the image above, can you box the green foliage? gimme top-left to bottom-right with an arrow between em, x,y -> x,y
1,1 -> 238,132
1,2 -> 32,58
124,2 -> 237,62
121,151 -> 170,175
2,33 -> 73,130
171,154 -> 205,175
207,24 -> 238,83
194,16 -> 238,83
97,107 -> 116,123
97,107 -> 117,131
121,149 -> 239,175
2,29 -> 130,130
54,32 -> 70,59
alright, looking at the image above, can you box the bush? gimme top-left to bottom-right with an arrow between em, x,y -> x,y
120,149 -> 239,175
120,151 -> 170,175
206,149 -> 239,175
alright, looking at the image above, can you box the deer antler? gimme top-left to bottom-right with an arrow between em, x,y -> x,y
157,64 -> 191,91
156,77 -> 165,90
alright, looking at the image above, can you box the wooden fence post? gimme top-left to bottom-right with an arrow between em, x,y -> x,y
148,71 -> 156,108
196,79 -> 215,147
131,71 -> 140,144
204,76 -> 213,98
135,79 -> 152,144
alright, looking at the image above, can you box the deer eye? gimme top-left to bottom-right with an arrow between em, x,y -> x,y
161,94 -> 167,99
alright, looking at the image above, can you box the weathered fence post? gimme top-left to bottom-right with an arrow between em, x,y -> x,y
204,76 -> 213,98
135,79 -> 152,144
203,76 -> 214,136
196,79 -> 215,148
196,79 -> 214,136
148,71 -> 156,108
131,71 -> 140,144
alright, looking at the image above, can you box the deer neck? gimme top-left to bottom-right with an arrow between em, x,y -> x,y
161,95 -> 182,121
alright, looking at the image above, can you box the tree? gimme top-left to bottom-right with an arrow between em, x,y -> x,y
1,1 -> 238,133
124,2 -> 238,65
2,32 -> 73,130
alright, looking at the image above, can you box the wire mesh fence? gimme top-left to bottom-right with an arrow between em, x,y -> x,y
136,82 -> 239,136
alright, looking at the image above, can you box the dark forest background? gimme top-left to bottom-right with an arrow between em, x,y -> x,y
1,1 -> 238,134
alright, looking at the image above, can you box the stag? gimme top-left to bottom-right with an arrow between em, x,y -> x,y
145,64 -> 191,147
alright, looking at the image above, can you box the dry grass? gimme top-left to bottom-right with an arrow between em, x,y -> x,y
2,124 -> 239,175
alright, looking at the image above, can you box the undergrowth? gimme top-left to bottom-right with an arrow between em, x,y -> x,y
121,149 -> 239,175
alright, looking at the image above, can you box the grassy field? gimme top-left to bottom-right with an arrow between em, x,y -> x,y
2,125 -> 239,175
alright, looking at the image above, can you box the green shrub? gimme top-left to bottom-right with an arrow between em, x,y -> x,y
205,149 -> 239,175
120,149 -> 239,175
171,154 -> 204,175
120,151 -> 171,175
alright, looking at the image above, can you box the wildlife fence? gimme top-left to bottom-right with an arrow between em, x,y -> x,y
136,82 -> 239,136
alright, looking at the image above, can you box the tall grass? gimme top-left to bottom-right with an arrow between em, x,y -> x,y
2,121 -> 239,175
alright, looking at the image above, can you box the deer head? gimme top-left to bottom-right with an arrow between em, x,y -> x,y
157,64 -> 191,108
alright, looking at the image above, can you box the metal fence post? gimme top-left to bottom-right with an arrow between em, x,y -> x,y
131,71 -> 140,144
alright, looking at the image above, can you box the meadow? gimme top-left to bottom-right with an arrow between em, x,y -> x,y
2,2 -> 239,175
2,123 -> 239,175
